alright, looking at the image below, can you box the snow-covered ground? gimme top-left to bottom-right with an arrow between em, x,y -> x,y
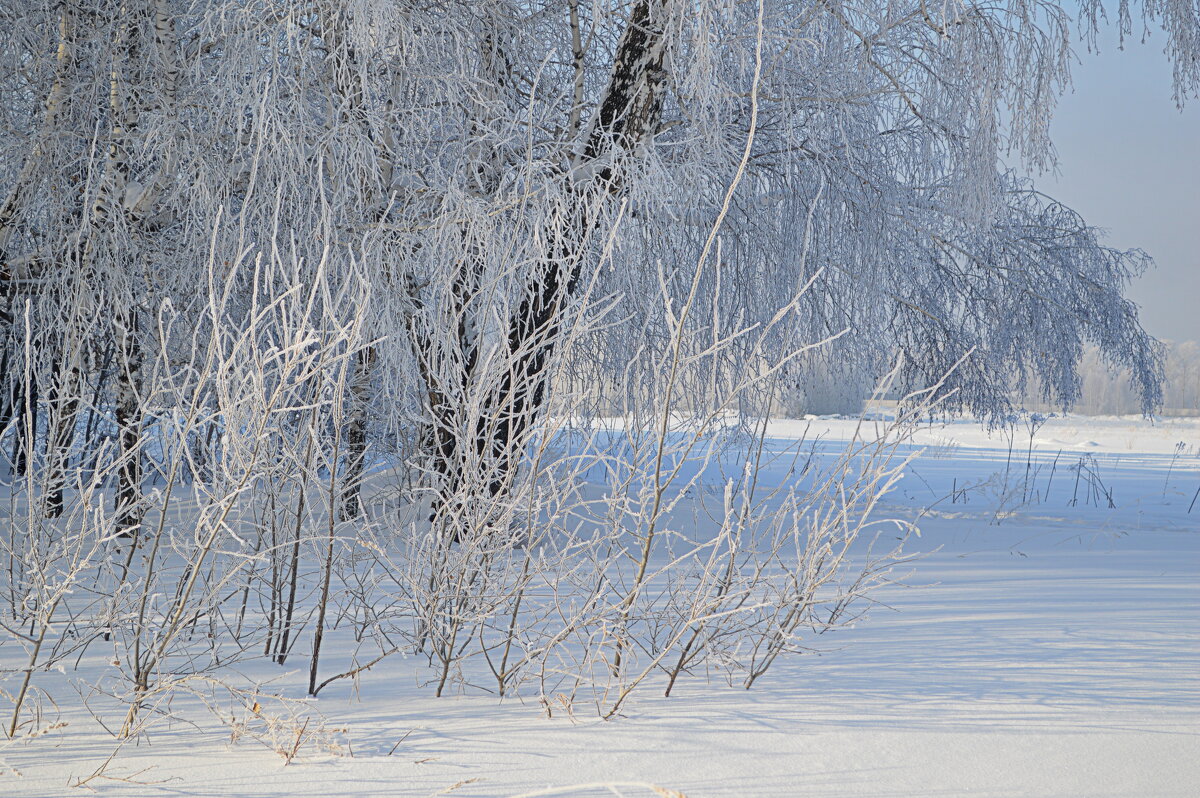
3,414 -> 1198,797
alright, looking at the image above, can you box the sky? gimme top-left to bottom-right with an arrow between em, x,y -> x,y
1041,23 -> 1200,343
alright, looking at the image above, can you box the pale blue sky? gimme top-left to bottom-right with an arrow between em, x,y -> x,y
1043,23 -> 1199,343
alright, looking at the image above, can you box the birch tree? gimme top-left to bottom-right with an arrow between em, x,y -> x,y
1,0 -> 1198,735
0,0 -> 1193,555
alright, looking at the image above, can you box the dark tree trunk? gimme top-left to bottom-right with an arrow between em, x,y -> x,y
44,360 -> 80,518
474,210 -> 589,501
417,260 -> 484,535
0,334 -> 11,435
339,345 -> 376,520
113,316 -> 142,535
449,0 -> 672,512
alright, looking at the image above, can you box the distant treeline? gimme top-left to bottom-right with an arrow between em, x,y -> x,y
1029,341 -> 1200,417
781,341 -> 1200,418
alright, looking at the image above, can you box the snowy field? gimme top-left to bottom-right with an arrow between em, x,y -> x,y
2,414 -> 1198,797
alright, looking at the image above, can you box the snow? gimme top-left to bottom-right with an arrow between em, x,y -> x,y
3,414 -> 1198,797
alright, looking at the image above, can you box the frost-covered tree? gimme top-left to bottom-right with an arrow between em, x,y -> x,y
1,0 -> 1195,520
2,0 -> 1199,731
